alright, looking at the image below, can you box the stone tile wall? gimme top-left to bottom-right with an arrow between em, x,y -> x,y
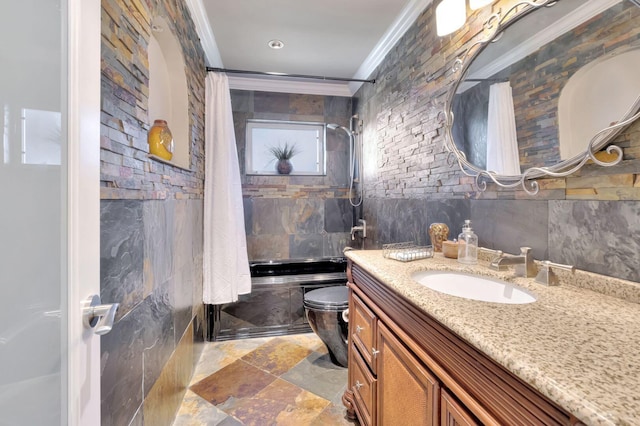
354,0 -> 640,283
100,0 -> 206,424
231,90 -> 354,260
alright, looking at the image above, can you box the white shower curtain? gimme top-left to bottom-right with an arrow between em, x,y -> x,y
486,82 -> 521,175
203,73 -> 251,304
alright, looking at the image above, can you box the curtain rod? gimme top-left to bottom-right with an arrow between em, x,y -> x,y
206,67 -> 375,84
465,78 -> 509,82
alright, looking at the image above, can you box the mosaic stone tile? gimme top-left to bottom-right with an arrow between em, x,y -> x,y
245,234 -> 290,261
325,198 -> 353,233
100,200 -> 144,321
470,199 -> 549,259
190,359 -> 276,405
100,305 -> 144,426
230,90 -> 253,113
221,289 -> 293,328
311,403 -> 357,426
289,234 -> 324,259
284,333 -> 327,353
325,150 -> 349,186
240,337 -> 313,376
324,232 -> 351,257
190,337 -> 271,385
280,351 -> 348,400
549,200 -> 640,283
142,200 -> 175,295
289,94 -> 324,115
324,96 -> 352,122
173,390 -> 230,426
173,335 -> 350,426
254,92 -> 289,114
223,379 -> 330,426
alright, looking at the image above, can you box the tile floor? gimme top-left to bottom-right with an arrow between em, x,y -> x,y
172,333 -> 357,426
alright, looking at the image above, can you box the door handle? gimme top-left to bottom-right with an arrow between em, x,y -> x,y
82,294 -> 119,335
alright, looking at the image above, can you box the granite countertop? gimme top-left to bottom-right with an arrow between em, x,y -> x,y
345,249 -> 640,426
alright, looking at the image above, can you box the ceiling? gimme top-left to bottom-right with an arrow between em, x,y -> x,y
187,0 -> 431,95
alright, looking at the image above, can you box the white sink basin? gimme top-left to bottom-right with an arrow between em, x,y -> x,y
411,271 -> 536,304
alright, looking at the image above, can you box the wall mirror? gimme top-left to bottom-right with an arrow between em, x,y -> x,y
444,0 -> 640,193
245,119 -> 326,175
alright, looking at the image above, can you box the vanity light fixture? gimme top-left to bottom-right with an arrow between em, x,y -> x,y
267,39 -> 285,49
436,0 -> 466,36
469,0 -> 494,10
436,0 -> 496,36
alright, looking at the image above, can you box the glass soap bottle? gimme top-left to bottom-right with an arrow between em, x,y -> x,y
457,220 -> 478,265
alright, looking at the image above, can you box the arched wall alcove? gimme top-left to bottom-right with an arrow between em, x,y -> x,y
558,47 -> 640,160
148,16 -> 190,169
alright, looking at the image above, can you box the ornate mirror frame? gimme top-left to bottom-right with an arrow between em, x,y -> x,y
443,0 -> 640,194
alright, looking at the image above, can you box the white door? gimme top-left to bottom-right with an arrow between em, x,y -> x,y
0,0 -> 101,425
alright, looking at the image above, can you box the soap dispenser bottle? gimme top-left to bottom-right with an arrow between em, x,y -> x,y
457,220 -> 478,265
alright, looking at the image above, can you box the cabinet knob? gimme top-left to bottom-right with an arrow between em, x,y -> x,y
372,348 -> 380,358
355,380 -> 364,390
355,325 -> 364,334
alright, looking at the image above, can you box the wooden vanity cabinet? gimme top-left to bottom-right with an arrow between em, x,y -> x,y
441,390 -> 480,426
343,261 -> 582,426
351,292 -> 377,373
377,321 -> 441,426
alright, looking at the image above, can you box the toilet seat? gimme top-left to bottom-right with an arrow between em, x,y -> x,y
304,286 -> 348,311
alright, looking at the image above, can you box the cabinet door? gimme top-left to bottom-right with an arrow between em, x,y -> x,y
352,293 -> 377,373
441,389 -> 480,426
377,322 -> 440,426
350,342 -> 377,426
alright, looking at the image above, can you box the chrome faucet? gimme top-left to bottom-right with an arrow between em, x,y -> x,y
351,219 -> 366,241
490,247 -> 537,278
535,260 -> 575,286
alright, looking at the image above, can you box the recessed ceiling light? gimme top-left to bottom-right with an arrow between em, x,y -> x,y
268,39 -> 284,49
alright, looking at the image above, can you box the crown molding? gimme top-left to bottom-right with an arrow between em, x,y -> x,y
467,0 -> 621,82
349,0 -> 432,94
184,0 -> 223,67
187,0 -> 431,96
226,75 -> 352,97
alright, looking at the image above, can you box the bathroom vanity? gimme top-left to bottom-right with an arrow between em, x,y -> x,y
341,250 -> 640,425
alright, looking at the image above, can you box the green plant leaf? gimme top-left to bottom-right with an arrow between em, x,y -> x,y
268,142 -> 299,160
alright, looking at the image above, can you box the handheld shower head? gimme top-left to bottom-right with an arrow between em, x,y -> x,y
326,122 -> 361,206
326,123 -> 352,135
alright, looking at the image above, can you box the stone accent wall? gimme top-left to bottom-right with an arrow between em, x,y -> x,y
100,0 -> 206,424
231,90 -> 354,260
101,0 -> 206,200
355,0 -> 640,282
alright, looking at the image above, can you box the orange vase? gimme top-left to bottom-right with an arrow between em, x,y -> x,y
148,119 -> 174,161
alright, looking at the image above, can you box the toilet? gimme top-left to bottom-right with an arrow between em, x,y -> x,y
304,286 -> 349,367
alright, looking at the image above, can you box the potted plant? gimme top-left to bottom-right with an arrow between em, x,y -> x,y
268,142 -> 298,175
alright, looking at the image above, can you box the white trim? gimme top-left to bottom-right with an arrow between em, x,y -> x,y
67,0 -> 101,424
227,75 -> 353,97
349,0 -> 432,94
184,0 -> 223,67
466,0 -> 621,83
188,0 -> 430,96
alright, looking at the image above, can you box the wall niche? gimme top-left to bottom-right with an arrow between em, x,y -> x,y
148,16 -> 190,169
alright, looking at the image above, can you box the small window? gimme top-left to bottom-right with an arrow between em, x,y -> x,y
246,119 -> 326,175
